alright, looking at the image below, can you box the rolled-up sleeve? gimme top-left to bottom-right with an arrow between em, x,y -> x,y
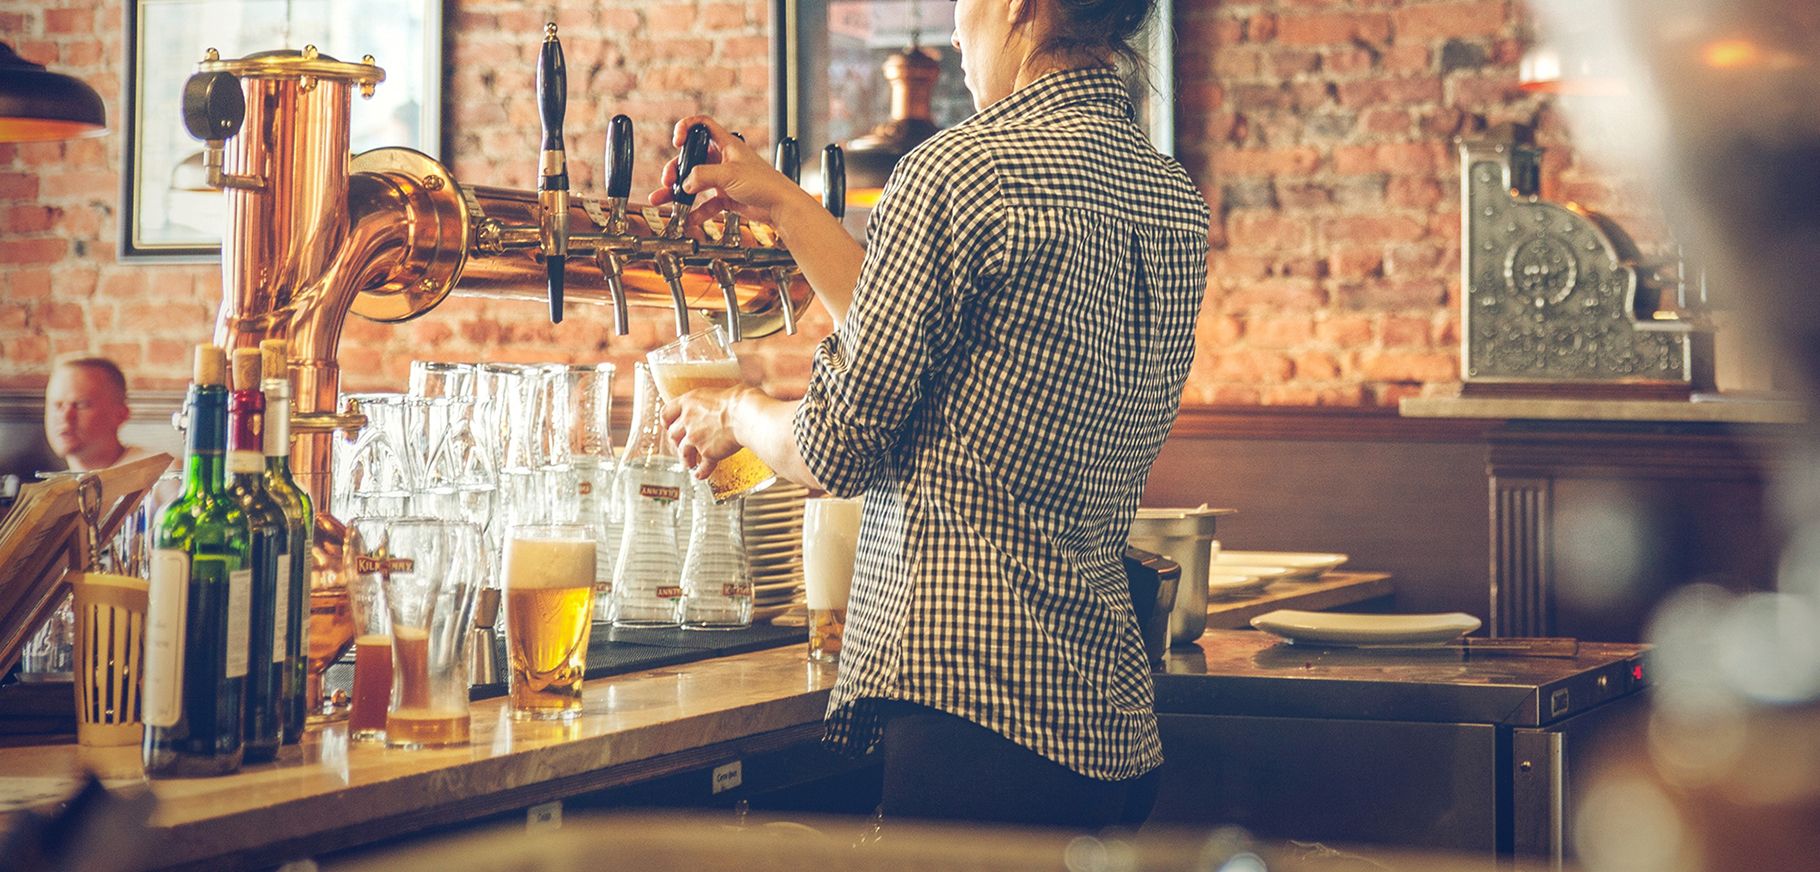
793,138 -> 1002,497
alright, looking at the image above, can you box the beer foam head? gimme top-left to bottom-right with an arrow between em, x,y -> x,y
503,537 -> 596,589
649,359 -> 743,398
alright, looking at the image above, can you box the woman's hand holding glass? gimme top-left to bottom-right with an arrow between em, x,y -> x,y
660,384 -> 750,480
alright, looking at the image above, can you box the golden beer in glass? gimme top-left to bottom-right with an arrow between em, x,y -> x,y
504,525 -> 596,720
648,327 -> 777,502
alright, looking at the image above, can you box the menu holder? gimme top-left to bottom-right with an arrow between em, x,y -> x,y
0,455 -> 172,678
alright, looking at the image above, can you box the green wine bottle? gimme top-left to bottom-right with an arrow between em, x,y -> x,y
144,345 -> 252,777
226,348 -> 287,763
260,340 -> 312,745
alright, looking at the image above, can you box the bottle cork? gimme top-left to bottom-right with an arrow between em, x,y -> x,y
231,347 -> 262,392
259,339 -> 288,383
193,344 -> 226,387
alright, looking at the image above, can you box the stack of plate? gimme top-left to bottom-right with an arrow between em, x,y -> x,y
1213,550 -> 1348,582
743,481 -> 809,621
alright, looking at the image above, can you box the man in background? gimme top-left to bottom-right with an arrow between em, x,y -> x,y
43,355 -> 153,472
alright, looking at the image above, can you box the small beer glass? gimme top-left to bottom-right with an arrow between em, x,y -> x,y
347,520 -> 393,743
646,327 -> 776,502
503,524 -> 597,720
803,497 -> 862,662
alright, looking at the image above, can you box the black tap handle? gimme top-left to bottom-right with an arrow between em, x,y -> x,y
537,24 -> 568,324
774,137 -> 800,184
536,23 -> 568,179
604,114 -> 634,199
181,71 -> 244,141
821,144 -> 845,220
670,123 -> 712,207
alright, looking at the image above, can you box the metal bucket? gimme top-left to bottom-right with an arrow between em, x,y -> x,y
1128,506 -> 1228,645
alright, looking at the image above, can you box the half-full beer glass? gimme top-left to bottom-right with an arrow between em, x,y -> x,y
647,327 -> 776,502
503,524 -> 596,720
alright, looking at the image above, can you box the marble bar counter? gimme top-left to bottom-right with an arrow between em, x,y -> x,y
0,647 -> 837,871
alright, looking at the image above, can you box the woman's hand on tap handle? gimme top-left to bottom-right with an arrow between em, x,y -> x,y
649,115 -> 816,233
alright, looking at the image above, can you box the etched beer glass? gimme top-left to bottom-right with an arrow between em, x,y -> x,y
368,519 -> 483,749
803,497 -> 862,662
347,518 -> 393,743
646,327 -> 776,502
503,523 -> 596,720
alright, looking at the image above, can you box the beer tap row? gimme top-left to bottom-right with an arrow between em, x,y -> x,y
502,23 -> 847,339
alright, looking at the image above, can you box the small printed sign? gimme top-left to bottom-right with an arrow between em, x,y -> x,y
711,760 -> 743,795
527,800 -> 562,832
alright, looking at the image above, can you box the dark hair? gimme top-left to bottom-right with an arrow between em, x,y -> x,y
53,355 -> 129,401
1020,0 -> 1156,81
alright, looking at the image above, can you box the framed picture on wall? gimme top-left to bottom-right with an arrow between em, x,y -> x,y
120,0 -> 443,261
773,0 -> 1175,233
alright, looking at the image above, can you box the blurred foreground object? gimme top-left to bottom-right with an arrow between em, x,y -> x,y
1528,1 -> 1820,870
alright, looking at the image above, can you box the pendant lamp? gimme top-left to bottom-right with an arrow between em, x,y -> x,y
0,41 -> 107,142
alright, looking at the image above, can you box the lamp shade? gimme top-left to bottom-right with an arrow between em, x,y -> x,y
0,41 -> 107,142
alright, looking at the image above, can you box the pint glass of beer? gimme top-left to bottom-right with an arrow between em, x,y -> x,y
503,524 -> 597,720
647,327 -> 776,502
369,519 -> 484,749
803,497 -> 862,663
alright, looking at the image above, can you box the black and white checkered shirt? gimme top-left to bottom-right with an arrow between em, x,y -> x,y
794,67 -> 1209,780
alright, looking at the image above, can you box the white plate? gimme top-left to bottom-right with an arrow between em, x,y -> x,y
1208,573 -> 1272,599
1205,565 -> 1293,583
1250,610 -> 1482,646
1215,551 -> 1348,579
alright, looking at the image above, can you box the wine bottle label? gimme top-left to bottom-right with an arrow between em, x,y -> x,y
264,389 -> 290,456
145,549 -> 191,728
226,568 -> 252,679
227,450 -> 263,475
272,553 -> 291,662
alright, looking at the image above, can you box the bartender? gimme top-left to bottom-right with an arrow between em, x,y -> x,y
655,0 -> 1208,830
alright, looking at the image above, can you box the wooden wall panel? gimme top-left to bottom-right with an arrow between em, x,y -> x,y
1144,429 -> 1492,620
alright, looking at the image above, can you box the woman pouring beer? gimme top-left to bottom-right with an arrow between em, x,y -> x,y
653,0 -> 1208,829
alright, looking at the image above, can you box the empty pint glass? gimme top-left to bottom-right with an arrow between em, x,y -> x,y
803,497 -> 862,662
368,519 -> 483,749
647,327 -> 776,502
503,524 -> 596,720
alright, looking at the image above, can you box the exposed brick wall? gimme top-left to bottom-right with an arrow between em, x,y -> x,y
0,0 -> 1669,408
1176,0 -> 1671,406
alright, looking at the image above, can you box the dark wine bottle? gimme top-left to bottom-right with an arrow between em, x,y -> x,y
226,348 -> 287,763
260,340 -> 312,745
144,345 -> 252,777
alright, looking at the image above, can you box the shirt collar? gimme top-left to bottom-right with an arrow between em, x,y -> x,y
965,66 -> 1136,127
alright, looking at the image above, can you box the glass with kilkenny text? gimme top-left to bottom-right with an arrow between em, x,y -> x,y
677,478 -> 753,630
647,327 -> 776,502
609,365 -> 686,627
349,517 -> 394,743
370,519 -> 483,749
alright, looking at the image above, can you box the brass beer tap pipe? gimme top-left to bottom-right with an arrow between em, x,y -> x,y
184,39 -> 817,549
